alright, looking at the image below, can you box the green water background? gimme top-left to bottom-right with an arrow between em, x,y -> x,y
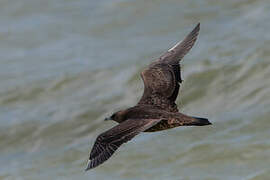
0,0 -> 270,179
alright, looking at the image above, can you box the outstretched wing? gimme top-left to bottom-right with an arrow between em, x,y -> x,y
85,118 -> 161,170
138,23 -> 200,112
155,23 -> 200,65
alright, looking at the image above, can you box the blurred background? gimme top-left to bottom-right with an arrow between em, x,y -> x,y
0,0 -> 270,179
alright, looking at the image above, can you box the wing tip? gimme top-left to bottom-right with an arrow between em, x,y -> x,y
194,22 -> 200,35
168,22 -> 200,53
196,22 -> 200,29
85,160 -> 92,171
191,22 -> 200,37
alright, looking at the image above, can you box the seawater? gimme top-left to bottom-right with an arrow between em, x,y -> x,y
0,0 -> 270,179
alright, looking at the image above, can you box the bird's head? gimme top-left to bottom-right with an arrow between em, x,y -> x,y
105,110 -> 127,123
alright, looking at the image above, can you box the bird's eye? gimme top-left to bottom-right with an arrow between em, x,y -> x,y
111,114 -> 116,119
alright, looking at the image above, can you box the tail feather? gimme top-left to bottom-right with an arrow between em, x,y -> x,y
190,116 -> 212,126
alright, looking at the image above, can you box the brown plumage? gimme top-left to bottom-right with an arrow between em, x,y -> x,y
86,23 -> 211,171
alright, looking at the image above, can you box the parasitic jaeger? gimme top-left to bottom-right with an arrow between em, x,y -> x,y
85,23 -> 211,170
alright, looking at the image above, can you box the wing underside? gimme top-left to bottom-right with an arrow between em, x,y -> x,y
86,118 -> 161,170
138,23 -> 200,112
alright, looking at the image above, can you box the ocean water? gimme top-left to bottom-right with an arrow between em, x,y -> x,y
0,0 -> 270,179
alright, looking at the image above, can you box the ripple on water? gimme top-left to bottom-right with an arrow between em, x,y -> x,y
1,0 -> 270,179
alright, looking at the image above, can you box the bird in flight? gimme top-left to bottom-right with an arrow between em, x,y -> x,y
85,23 -> 211,171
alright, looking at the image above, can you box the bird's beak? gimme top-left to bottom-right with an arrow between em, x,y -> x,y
104,117 -> 112,121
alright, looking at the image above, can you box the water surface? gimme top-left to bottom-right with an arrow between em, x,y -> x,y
0,0 -> 270,179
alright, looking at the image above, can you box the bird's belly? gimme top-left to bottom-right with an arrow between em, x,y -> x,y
144,120 -> 179,132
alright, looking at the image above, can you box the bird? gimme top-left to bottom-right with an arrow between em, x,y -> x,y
85,23 -> 211,171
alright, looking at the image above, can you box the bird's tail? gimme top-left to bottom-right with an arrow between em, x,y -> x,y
175,112 -> 212,126
186,116 -> 212,126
